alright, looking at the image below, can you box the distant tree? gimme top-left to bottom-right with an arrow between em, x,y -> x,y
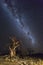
27,48 -> 34,55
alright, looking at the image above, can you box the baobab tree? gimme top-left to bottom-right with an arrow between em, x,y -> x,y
9,37 -> 20,59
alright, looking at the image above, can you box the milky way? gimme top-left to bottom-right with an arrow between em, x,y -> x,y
4,0 -> 36,45
1,0 -> 43,53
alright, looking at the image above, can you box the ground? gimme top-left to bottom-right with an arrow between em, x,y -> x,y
0,55 -> 43,65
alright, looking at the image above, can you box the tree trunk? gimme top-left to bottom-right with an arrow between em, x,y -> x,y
9,47 -> 16,59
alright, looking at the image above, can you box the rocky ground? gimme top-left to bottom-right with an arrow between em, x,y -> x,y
0,55 -> 43,65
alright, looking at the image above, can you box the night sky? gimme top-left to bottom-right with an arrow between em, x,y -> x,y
0,0 -> 43,53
